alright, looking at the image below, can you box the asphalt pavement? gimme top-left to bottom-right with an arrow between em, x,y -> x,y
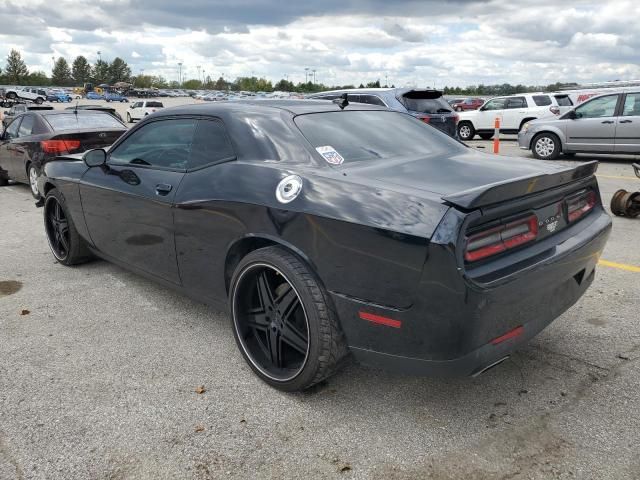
1,105 -> 640,479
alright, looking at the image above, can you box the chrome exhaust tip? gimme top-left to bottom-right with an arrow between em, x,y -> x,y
472,356 -> 510,378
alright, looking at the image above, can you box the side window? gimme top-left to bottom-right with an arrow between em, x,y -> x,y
482,98 -> 507,111
532,95 -> 552,106
621,93 -> 640,117
5,118 -> 22,139
346,94 -> 361,103
17,115 -> 35,137
575,95 -> 619,119
109,118 -> 197,170
133,102 -> 142,108
188,119 -> 236,170
505,97 -> 527,109
359,95 -> 386,106
554,95 -> 573,107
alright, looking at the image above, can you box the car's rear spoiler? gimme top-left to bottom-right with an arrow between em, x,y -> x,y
442,161 -> 599,210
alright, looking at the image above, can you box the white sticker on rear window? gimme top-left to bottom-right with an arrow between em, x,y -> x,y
316,145 -> 344,165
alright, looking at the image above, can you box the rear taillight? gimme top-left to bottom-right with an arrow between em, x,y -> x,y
550,106 -> 560,115
453,114 -> 460,124
465,214 -> 538,262
566,190 -> 596,223
40,139 -> 81,154
417,115 -> 430,123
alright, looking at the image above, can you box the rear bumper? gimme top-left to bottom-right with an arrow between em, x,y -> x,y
331,209 -> 611,377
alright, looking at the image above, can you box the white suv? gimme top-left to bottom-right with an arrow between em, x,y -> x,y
126,100 -> 164,123
5,87 -> 47,104
456,93 -> 573,140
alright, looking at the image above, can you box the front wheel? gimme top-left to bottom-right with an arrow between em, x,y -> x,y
35,97 -> 43,105
532,133 -> 561,160
230,246 -> 348,392
457,122 -> 475,141
27,163 -> 40,199
44,189 -> 93,266
126,112 -> 132,123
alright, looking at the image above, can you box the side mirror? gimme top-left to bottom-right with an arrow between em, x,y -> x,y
565,110 -> 577,120
83,149 -> 107,167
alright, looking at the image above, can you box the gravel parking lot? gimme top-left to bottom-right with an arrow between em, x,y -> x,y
1,102 -> 640,479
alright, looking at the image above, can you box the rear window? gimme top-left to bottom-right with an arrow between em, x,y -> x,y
295,110 -> 457,165
146,101 -> 163,108
43,113 -> 124,131
399,93 -> 452,114
554,95 -> 573,106
532,95 -> 552,106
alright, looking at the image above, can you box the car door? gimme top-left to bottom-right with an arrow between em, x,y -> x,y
565,94 -> 620,152
10,113 -> 36,183
130,102 -> 142,119
502,96 -> 528,130
614,92 -> 640,153
0,117 -> 23,181
475,97 -> 507,129
79,117 -> 196,284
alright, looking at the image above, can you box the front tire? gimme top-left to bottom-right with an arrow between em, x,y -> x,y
44,189 -> 93,266
230,246 -> 348,392
126,112 -> 132,123
457,122 -> 475,140
35,97 -> 43,105
532,132 -> 561,160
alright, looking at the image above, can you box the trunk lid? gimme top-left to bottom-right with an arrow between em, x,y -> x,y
50,128 -> 124,154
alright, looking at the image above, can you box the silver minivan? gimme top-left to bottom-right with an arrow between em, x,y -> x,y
518,91 -> 640,159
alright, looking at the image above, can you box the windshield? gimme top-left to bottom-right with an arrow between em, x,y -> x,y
295,110 -> 461,166
43,113 -> 124,131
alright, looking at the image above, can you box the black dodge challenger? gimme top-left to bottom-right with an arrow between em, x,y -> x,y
37,100 -> 612,391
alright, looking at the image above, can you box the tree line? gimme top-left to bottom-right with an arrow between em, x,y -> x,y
1,48 -> 579,95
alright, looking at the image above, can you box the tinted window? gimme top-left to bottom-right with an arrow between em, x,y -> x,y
359,95 -> 386,106
5,118 -> 21,139
17,115 -> 35,137
622,93 -> 640,116
188,119 -> 235,169
554,95 -> 573,106
482,98 -> 507,110
133,102 -> 143,108
575,95 -> 619,119
109,118 -> 197,170
146,101 -> 163,108
505,97 -> 527,109
532,95 -> 552,106
400,96 -> 452,114
295,111 -> 457,165
44,113 -> 124,131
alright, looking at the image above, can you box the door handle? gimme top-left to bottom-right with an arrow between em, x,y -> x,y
619,119 -> 633,123
155,183 -> 172,195
601,120 -> 614,124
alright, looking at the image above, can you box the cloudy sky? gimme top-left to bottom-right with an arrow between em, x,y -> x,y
0,0 -> 638,87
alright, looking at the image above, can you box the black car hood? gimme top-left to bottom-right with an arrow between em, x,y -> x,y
346,149 -> 598,209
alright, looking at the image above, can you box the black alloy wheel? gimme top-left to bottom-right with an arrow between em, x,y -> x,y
230,247 -> 347,391
45,195 -> 70,262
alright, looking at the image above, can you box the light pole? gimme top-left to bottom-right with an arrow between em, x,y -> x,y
97,51 -> 101,63
178,62 -> 182,87
304,67 -> 310,83
312,69 -> 316,84
385,74 -> 388,87
197,65 -> 201,84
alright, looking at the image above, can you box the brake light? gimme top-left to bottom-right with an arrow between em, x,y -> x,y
453,114 -> 460,124
40,139 -> 81,154
550,106 -> 560,115
567,190 -> 596,223
465,215 -> 538,262
417,115 -> 430,123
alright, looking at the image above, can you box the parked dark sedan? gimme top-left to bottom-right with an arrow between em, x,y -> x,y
37,101 -> 611,391
0,110 -> 127,198
2,104 -> 53,128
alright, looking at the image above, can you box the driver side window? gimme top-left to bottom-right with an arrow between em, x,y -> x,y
483,98 -> 507,111
4,118 -> 22,139
575,95 -> 619,119
109,118 -> 197,170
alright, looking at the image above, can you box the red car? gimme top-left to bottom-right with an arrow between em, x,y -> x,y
451,98 -> 485,111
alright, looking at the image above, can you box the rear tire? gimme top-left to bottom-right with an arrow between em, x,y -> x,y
532,132 -> 561,160
6,92 -> 17,100
44,188 -> 93,266
457,122 -> 475,141
35,97 -> 43,105
230,246 -> 348,392
479,133 -> 494,140
27,163 -> 40,199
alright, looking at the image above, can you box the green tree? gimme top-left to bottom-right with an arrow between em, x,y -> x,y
5,49 -> 29,84
213,76 -> 229,90
182,79 -> 202,89
24,71 -> 50,86
51,57 -> 73,86
72,56 -> 92,85
92,59 -> 110,84
274,79 -> 295,91
366,80 -> 381,88
108,57 -> 131,84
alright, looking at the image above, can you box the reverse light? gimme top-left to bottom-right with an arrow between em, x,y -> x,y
567,190 -> 596,223
464,214 -> 538,262
40,139 -> 81,154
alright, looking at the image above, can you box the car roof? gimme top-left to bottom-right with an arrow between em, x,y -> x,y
153,99 -> 387,117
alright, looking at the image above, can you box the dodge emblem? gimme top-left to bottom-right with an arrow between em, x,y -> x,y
546,220 -> 559,233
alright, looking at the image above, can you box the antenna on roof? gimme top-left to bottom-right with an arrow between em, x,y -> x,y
332,93 -> 349,110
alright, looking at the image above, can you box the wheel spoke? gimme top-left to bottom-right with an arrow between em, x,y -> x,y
268,328 -> 281,368
256,272 -> 275,310
58,231 -> 70,253
247,312 -> 269,331
275,286 -> 299,323
281,323 -> 307,355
